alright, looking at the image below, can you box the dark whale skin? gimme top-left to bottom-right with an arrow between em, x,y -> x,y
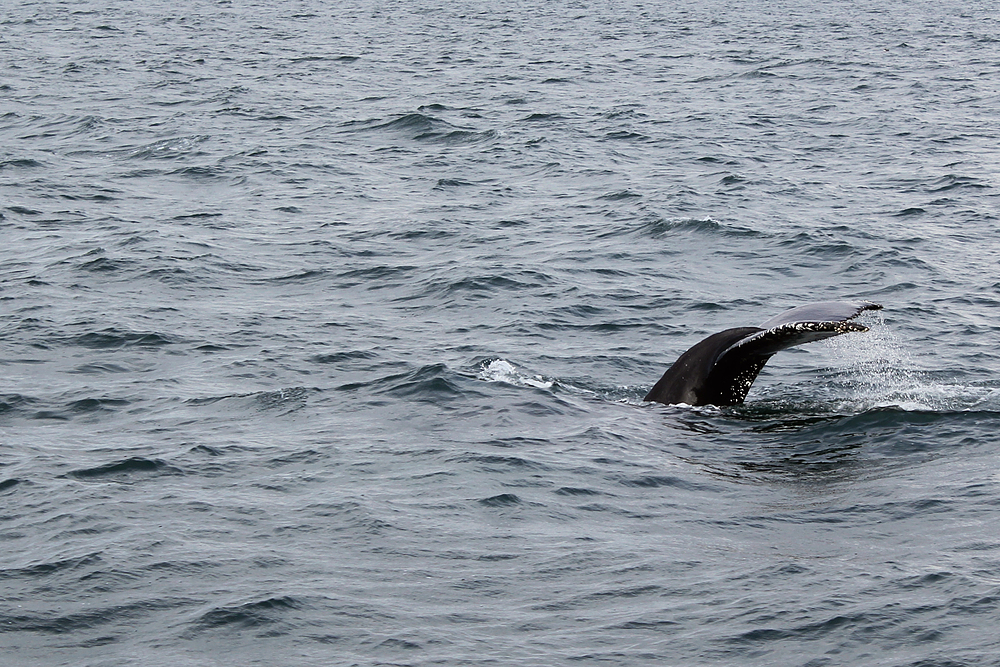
644,301 -> 882,406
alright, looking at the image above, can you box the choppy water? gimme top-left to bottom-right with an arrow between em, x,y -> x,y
3,1 -> 1000,665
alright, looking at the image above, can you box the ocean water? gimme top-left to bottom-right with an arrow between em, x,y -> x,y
3,0 -> 1000,665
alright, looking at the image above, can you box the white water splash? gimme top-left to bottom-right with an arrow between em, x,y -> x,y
478,359 -> 553,389
824,311 -> 998,411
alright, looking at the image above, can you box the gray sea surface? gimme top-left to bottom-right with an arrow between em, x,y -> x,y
3,1 -> 1000,665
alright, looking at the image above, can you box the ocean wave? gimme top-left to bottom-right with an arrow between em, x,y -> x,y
184,387 -> 312,414
640,216 -> 766,239
400,270 -> 557,303
344,112 -> 499,145
336,363 -> 468,403
64,329 -> 182,350
62,457 -> 183,482
0,478 -> 24,493
187,595 -> 304,634
310,350 -> 379,364
124,136 -> 212,161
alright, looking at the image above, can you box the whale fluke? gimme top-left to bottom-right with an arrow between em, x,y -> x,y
644,300 -> 883,406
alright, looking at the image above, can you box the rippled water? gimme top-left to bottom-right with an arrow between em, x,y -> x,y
3,1 -> 1000,665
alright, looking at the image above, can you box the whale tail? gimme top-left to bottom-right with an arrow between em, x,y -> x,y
644,301 -> 883,406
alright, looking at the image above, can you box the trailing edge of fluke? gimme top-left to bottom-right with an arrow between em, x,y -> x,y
644,300 -> 883,407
